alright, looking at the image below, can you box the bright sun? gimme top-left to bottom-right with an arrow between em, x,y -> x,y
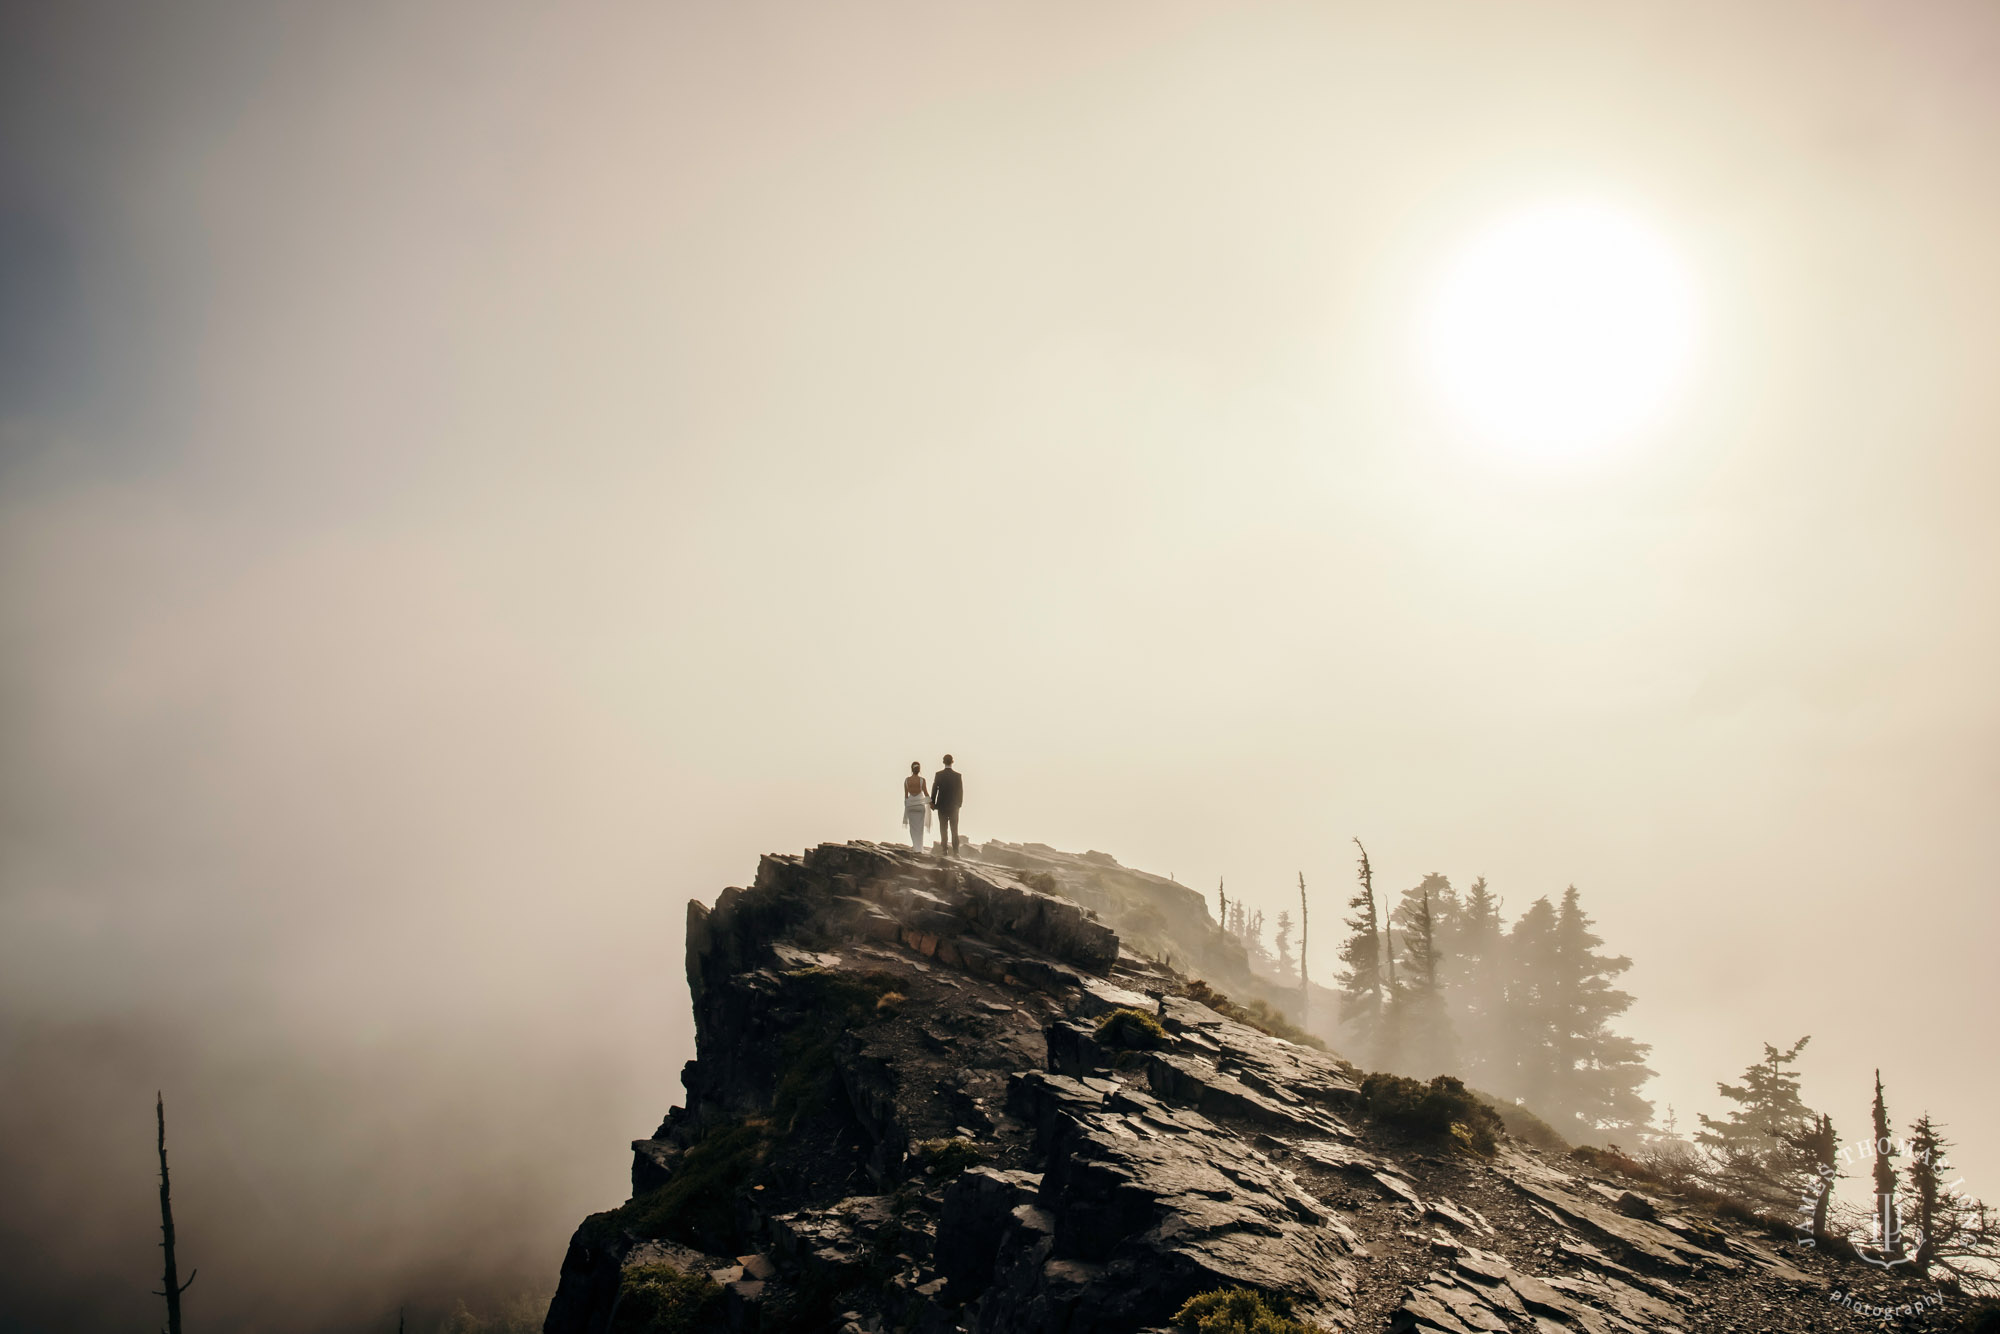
1419,200 -> 1699,458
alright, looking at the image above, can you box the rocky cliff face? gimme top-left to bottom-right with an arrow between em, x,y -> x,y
543,840 -> 1970,1333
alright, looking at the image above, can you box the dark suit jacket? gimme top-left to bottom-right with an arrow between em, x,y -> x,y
931,767 -> 963,812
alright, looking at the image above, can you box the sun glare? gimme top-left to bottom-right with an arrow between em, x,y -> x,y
1419,200 -> 1699,459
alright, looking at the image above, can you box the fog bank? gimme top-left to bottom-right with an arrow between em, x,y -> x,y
5,2 -> 1999,1327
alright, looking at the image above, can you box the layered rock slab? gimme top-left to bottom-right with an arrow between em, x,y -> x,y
976,1070 -> 1354,1332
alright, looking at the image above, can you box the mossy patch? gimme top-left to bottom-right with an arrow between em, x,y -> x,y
1173,1286 -> 1328,1334
911,1136 -> 987,1180
608,1262 -> 723,1334
585,1118 -> 771,1252
1095,1006 -> 1168,1050
772,1034 -> 843,1133
784,966 -> 904,1015
771,967 -> 904,1132
1359,1073 -> 1504,1155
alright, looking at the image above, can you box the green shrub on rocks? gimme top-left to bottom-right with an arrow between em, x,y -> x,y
1359,1073 -> 1505,1155
588,1118 -> 771,1251
785,966 -> 904,1017
911,1136 -> 987,1179
1095,1006 -> 1169,1050
772,967 -> 905,1132
1173,1286 -> 1328,1334
772,1036 -> 843,1132
609,1263 -> 722,1334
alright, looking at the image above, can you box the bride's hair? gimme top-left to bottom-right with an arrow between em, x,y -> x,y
910,761 -> 921,773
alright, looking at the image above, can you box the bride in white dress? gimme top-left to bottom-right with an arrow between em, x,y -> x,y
902,761 -> 929,850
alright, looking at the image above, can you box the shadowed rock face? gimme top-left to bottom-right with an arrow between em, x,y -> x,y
542,841 -> 1968,1334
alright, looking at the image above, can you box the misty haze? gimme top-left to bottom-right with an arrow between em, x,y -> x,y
3,3 -> 1997,1333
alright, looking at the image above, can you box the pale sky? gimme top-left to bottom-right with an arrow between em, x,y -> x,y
2,2 -> 1997,1326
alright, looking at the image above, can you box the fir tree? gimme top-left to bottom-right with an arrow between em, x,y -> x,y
1788,1112 -> 1838,1244
1697,1037 -> 1814,1151
1273,911 -> 1295,979
1246,909 -> 1268,969
1336,838 -> 1388,1065
1549,886 -> 1653,1135
1450,876 -> 1506,1090
1392,873 -> 1460,986
1429,875 -> 1462,951
1868,1070 -> 1904,1263
1502,896 -> 1562,1113
1906,1111 -> 1944,1270
1695,1037 -> 1815,1206
1379,918 -> 1403,1067
1903,1112 -> 2000,1291
1390,881 -> 1455,1076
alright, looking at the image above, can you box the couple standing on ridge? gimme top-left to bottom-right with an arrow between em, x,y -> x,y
903,755 -> 963,856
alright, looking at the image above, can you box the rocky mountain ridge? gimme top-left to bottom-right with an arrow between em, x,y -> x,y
543,839 -> 1973,1333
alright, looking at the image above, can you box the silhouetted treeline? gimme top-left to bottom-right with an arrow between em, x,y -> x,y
1329,856 -> 1653,1137
1643,1038 -> 2000,1294
1214,845 -> 1652,1140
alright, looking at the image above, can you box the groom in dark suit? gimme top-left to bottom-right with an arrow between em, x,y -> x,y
930,754 -> 963,856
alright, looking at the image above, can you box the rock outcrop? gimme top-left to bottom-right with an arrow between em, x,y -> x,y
543,840 -> 1970,1333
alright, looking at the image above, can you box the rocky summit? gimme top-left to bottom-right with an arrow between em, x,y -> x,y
542,841 -> 1970,1333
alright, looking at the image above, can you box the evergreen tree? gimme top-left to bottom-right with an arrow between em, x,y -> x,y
1906,1111 -> 1944,1270
1903,1112 -> 2000,1290
1429,876 -> 1463,952
1697,1037 -> 1814,1151
1336,839 -> 1388,1065
1695,1037 -> 1815,1205
1549,886 -> 1653,1134
1273,911 -> 1295,979
1401,893 -> 1441,989
1501,896 -> 1562,1113
1391,874 -> 1459,964
1246,909 -> 1268,969
1450,876 -> 1506,1091
1389,882 -> 1456,1076
1868,1070 -> 1903,1263
1379,918 -> 1404,1067
1788,1112 -> 1838,1244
